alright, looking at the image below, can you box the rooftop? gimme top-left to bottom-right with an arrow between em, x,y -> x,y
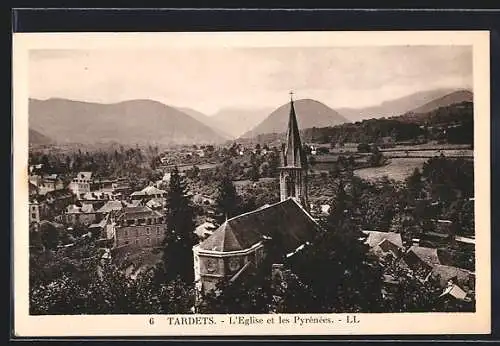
407,246 -> 442,267
198,198 -> 320,253
429,264 -> 473,289
117,206 -> 162,220
97,200 -> 125,213
131,185 -> 166,196
363,230 -> 403,249
76,172 -> 93,180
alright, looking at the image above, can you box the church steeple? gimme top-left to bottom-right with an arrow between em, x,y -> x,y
283,92 -> 306,168
279,92 -> 308,208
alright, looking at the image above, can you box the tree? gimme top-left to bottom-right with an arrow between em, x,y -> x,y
357,143 -> 371,153
214,175 -> 241,225
30,262 -> 195,315
369,146 -> 386,167
161,166 -> 198,283
40,222 -> 60,250
286,216 -> 384,313
406,168 -> 425,199
248,165 -> 260,182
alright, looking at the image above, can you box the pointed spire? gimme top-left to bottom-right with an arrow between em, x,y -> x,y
283,93 -> 306,168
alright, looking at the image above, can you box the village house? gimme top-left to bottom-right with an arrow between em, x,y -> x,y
97,200 -> 127,215
193,95 -> 319,294
29,198 -> 42,225
111,182 -> 131,199
91,178 -> 117,192
399,244 -> 453,277
29,181 -> 38,197
59,203 -> 99,226
427,264 -> 475,292
44,189 -> 74,215
111,206 -> 167,249
363,230 -> 404,261
131,185 -> 166,201
29,174 -> 65,196
69,171 -> 93,198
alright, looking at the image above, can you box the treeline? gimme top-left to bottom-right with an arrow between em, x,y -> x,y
29,145 -> 161,187
249,102 -> 473,146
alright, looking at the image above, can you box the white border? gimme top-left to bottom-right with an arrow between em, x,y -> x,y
12,31 -> 491,336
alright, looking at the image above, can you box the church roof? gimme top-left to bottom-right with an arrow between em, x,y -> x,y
282,98 -> 307,168
198,197 -> 320,253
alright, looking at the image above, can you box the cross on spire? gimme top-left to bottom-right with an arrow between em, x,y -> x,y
289,90 -> 294,101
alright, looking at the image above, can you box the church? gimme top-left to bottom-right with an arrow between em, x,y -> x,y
192,94 -> 322,293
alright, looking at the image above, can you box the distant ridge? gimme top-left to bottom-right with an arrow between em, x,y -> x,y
211,107 -> 274,138
29,128 -> 53,145
240,99 -> 348,139
337,88 -> 464,122
176,106 -> 234,140
407,89 -> 473,114
29,98 -> 227,146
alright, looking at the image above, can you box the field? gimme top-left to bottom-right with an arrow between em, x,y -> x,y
382,149 -> 473,158
354,158 -> 428,182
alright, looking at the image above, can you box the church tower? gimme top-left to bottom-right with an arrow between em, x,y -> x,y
279,92 -> 308,208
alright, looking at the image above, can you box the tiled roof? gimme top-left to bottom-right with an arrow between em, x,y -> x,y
80,203 -> 95,213
131,186 -> 166,196
77,172 -> 92,180
67,203 -> 95,214
118,206 -> 162,220
89,215 -> 109,229
440,284 -> 467,300
81,191 -> 112,200
364,231 -> 403,248
407,246 -> 442,267
199,198 -> 320,253
66,204 -> 81,214
146,198 -> 163,208
429,264 -> 472,289
97,200 -> 124,213
126,200 -> 143,207
141,186 -> 166,195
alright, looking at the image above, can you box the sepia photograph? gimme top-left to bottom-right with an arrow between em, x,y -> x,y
12,31 -> 490,336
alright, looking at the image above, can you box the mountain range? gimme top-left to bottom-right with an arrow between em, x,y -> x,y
405,89 -> 473,115
175,106 -> 233,140
29,98 -> 228,146
28,88 -> 473,146
210,108 -> 274,138
337,88 -> 465,122
241,99 -> 348,138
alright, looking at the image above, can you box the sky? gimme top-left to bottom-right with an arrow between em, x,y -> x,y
29,46 -> 472,115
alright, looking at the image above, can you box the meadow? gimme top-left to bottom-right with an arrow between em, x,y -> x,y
353,158 -> 428,182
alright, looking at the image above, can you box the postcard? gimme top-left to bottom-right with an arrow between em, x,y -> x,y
12,30 -> 490,337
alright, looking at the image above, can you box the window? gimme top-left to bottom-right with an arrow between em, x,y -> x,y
156,227 -> 161,235
285,175 -> 295,197
135,239 -> 139,245
124,230 -> 128,237
146,227 -> 150,235
125,240 -> 130,245
135,229 -> 139,237
146,238 -> 151,245
31,213 -> 37,219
